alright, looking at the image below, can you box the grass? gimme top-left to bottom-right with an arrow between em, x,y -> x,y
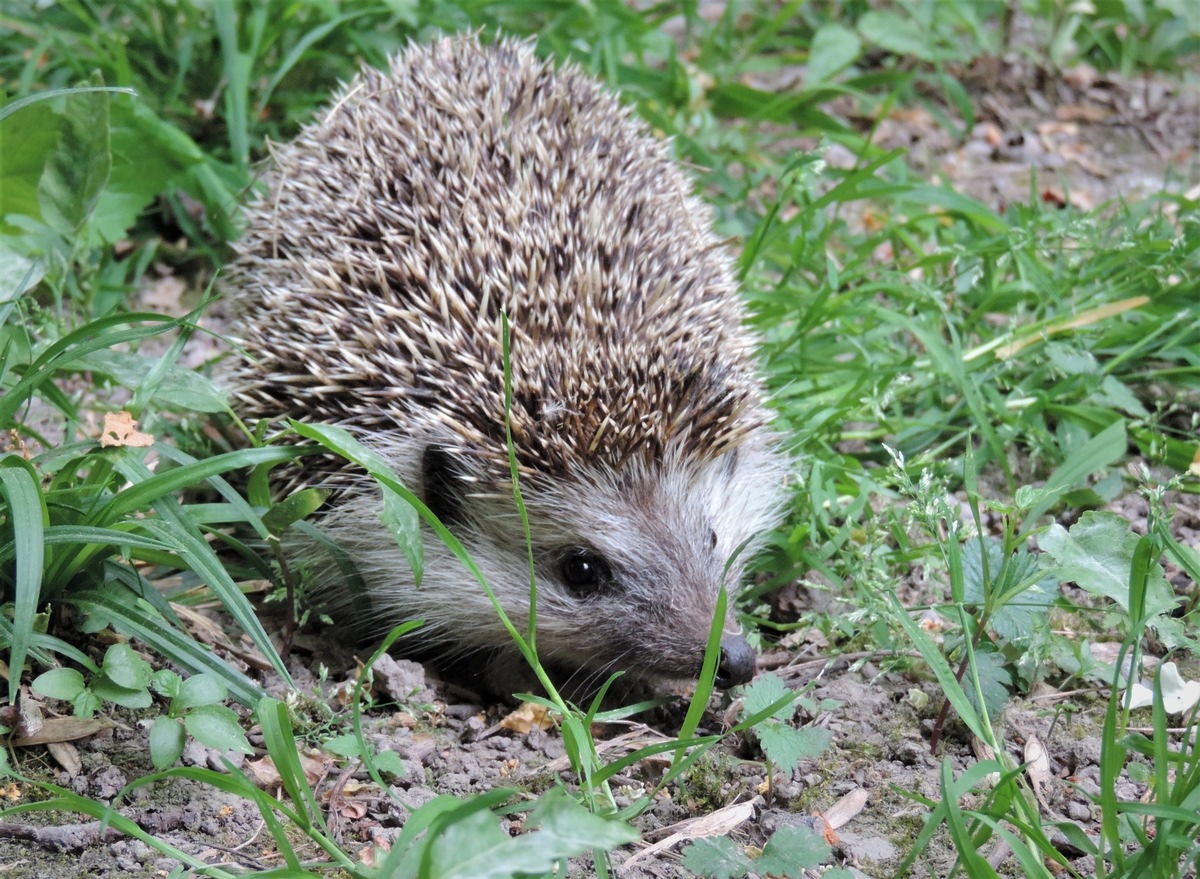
2,0 -> 1199,876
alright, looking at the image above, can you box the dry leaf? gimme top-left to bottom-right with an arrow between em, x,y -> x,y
544,728 -> 670,773
622,797 -> 761,868
17,693 -> 43,740
823,787 -> 868,830
100,411 -> 154,448
972,737 -> 996,763
996,296 -> 1148,358
499,702 -> 555,734
1025,735 -> 1062,819
171,604 -> 231,646
337,800 -> 369,819
1055,103 -> 1109,124
972,737 -> 1001,786
246,749 -> 331,790
12,716 -> 113,747
358,839 -> 391,867
1025,736 -> 1051,790
244,756 -> 282,789
1062,63 -> 1099,88
919,611 -> 945,634
45,741 -> 81,777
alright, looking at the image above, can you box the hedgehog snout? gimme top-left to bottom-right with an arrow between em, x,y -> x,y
715,634 -> 756,688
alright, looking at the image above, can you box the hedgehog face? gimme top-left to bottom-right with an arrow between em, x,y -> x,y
412,437 -> 786,690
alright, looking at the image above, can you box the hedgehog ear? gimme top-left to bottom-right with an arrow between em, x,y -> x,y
421,445 -> 467,529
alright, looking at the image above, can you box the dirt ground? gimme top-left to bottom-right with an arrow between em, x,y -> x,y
3,54 -> 1198,879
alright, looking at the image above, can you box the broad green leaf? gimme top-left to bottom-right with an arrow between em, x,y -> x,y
178,674 -> 227,710
0,86 -> 135,124
0,245 -> 44,301
88,99 -> 202,245
858,10 -> 938,60
373,749 -> 406,777
1094,375 -> 1149,417
425,789 -> 637,879
964,649 -> 1012,718
149,716 -> 186,770
739,672 -> 798,722
757,824 -> 832,876
101,643 -> 152,690
152,669 -> 182,699
1040,511 -> 1175,617
680,836 -> 752,879
0,101 -> 58,232
90,675 -> 152,709
72,689 -> 102,718
425,808 -> 509,877
31,668 -> 86,701
381,483 -> 423,586
69,588 -> 263,707
184,705 -> 253,755
807,23 -> 862,85
518,788 -> 639,856
961,538 -> 1058,644
322,734 -> 362,758
757,722 -> 832,774
78,349 -> 228,413
383,792 -> 515,879
37,84 -> 111,237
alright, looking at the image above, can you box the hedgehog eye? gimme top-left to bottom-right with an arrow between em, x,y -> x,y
709,528 -> 718,550
558,547 -> 611,594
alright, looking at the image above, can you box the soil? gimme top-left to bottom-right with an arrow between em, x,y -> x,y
4,50 -> 1199,879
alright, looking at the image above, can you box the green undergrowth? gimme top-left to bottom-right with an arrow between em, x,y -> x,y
2,0 -> 1199,876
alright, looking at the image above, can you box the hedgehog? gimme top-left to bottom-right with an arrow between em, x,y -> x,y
224,35 -> 789,694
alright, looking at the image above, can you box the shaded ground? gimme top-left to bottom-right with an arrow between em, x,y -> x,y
3,56 -> 1198,879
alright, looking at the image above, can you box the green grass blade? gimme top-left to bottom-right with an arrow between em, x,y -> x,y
0,459 -> 47,704
93,445 -> 303,525
130,509 -> 289,687
1022,420 -> 1127,527
0,85 -> 136,123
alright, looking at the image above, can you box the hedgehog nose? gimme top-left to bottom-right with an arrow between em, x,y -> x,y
714,635 -> 756,689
